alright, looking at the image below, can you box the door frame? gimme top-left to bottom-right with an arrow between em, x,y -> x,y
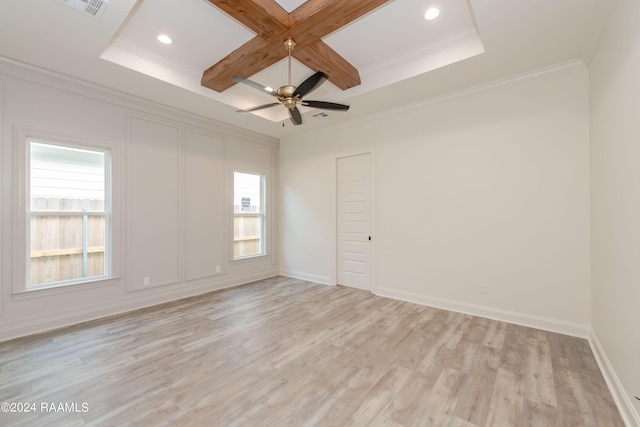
332,150 -> 375,291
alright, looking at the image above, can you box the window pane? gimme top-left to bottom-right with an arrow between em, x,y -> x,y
30,142 -> 105,212
234,172 -> 261,213
234,172 -> 263,258
29,214 -> 106,286
28,141 -> 108,288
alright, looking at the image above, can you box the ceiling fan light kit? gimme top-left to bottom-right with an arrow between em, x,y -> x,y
234,38 -> 350,126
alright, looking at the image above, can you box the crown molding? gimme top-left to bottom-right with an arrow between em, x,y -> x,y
287,59 -> 587,139
0,55 -> 279,148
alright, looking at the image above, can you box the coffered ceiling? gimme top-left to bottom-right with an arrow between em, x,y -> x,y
0,0 -> 612,138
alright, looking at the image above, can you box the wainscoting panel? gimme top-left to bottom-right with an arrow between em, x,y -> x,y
127,115 -> 181,291
185,129 -> 226,281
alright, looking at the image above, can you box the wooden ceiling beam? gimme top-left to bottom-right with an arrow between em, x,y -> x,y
205,0 -> 290,37
289,0 -> 390,43
201,0 -> 392,93
201,37 -> 286,92
293,41 -> 360,90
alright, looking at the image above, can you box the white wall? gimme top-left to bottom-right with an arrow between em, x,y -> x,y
589,0 -> 640,423
0,60 -> 279,341
280,65 -> 591,336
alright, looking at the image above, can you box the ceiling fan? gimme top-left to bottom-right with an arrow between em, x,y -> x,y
233,38 -> 350,126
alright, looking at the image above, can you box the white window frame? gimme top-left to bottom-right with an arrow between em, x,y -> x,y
13,130 -> 115,294
232,170 -> 266,260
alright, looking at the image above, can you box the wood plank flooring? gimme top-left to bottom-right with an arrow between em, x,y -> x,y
0,276 -> 624,426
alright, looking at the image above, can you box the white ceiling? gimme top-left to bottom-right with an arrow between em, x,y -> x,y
0,0 -> 612,139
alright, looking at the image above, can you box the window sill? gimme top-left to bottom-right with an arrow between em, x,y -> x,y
231,253 -> 269,263
12,276 -> 120,300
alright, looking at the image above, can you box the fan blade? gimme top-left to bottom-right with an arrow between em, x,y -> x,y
289,107 -> 302,126
294,71 -> 328,98
237,103 -> 280,113
232,76 -> 276,97
303,100 -> 350,111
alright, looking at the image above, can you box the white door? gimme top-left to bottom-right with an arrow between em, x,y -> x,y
337,153 -> 371,290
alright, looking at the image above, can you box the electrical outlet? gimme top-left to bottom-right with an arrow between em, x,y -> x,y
216,265 -> 221,273
480,284 -> 487,294
143,277 -> 150,286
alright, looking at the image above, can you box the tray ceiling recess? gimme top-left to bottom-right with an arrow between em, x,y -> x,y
101,0 -> 484,125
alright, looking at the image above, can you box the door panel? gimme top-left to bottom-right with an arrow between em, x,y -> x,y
337,153 -> 371,290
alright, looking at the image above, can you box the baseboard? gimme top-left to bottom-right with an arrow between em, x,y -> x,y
590,329 -> 640,427
374,287 -> 590,338
0,270 -> 279,343
279,269 -> 333,286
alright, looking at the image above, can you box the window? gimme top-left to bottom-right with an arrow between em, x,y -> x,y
26,140 -> 110,289
233,171 -> 265,259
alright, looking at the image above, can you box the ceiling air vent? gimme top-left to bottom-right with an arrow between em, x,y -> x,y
56,0 -> 109,19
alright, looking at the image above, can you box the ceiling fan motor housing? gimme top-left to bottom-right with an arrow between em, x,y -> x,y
277,85 -> 298,109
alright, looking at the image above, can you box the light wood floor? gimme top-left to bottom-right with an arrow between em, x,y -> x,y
0,276 -> 624,426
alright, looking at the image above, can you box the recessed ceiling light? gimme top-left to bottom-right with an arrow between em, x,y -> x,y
157,34 -> 172,45
424,7 -> 440,20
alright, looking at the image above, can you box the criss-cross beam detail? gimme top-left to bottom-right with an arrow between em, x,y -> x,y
201,0 -> 391,92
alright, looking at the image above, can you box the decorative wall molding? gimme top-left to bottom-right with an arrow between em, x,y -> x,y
126,114 -> 182,292
184,128 -> 226,281
0,64 -> 280,344
0,55 -> 278,148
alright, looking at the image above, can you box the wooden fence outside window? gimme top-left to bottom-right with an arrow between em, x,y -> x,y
29,198 -> 105,286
